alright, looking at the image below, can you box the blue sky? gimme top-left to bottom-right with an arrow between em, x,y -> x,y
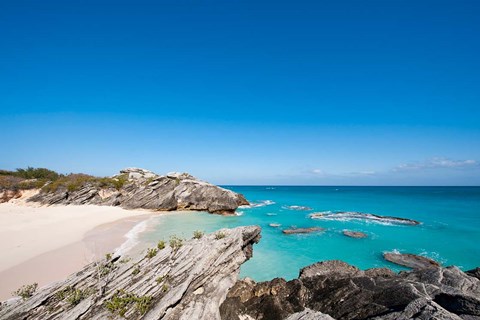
1,0 -> 479,185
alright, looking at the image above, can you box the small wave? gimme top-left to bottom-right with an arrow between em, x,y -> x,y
266,213 -> 278,216
240,200 -> 275,208
114,219 -> 150,256
265,187 -> 276,190
235,211 -> 244,216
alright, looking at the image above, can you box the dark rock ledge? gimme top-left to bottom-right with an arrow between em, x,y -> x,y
220,260 -> 480,320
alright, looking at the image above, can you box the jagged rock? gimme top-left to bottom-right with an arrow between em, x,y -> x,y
220,260 -> 480,320
383,252 -> 441,269
310,211 -> 421,226
28,168 -> 249,214
342,230 -> 367,238
282,227 -> 324,234
286,309 -> 335,320
0,226 -> 261,320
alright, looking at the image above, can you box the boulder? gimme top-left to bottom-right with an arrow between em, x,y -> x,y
342,230 -> 368,238
283,227 -> 325,234
383,252 -> 441,269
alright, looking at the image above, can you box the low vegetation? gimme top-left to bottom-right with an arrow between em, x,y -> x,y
215,231 -> 226,240
0,166 -> 129,194
157,240 -> 165,250
55,286 -> 92,306
12,283 -> 38,300
146,248 -> 158,259
193,230 -> 204,239
169,235 -> 184,251
104,290 -> 152,317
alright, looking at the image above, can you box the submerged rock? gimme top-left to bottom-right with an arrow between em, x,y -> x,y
283,205 -> 313,211
282,227 -> 324,234
28,168 -> 248,214
342,230 -> 368,238
383,252 -> 441,269
269,223 -> 281,228
220,260 -> 480,320
0,226 -> 261,320
310,211 -> 421,226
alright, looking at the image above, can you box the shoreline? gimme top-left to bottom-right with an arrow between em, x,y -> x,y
0,202 -> 154,301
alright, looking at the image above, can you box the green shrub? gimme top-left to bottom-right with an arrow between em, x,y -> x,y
132,266 -> 140,276
169,235 -> 183,251
145,248 -> 158,259
55,286 -> 91,306
104,290 -> 152,317
157,240 -> 165,250
193,230 -> 204,239
215,231 -> 226,240
13,283 -> 38,300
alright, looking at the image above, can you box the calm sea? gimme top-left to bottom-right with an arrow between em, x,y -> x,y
139,186 -> 480,281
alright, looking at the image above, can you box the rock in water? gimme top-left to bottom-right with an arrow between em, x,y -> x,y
282,227 -> 325,234
310,211 -> 421,226
0,226 -> 261,320
220,260 -> 480,320
28,168 -> 249,214
383,252 -> 441,269
342,230 -> 367,238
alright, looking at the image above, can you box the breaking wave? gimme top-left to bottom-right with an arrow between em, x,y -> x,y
309,211 -> 420,226
240,200 -> 275,208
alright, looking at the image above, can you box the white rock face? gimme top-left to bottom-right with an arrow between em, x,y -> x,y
0,226 -> 262,320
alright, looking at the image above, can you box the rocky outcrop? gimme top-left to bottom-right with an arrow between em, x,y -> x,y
28,168 -> 248,214
0,226 -> 261,320
310,211 -> 421,226
342,230 -> 367,238
383,252 -> 441,269
220,260 -> 480,320
282,227 -> 324,234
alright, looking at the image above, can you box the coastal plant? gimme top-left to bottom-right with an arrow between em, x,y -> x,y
119,257 -> 131,264
105,252 -> 113,261
169,235 -> 183,251
193,230 -> 204,239
55,286 -> 91,306
215,231 -> 226,240
157,240 -> 165,250
162,284 -> 169,293
146,248 -> 158,259
132,265 -> 140,276
13,283 -> 38,300
104,290 -> 152,317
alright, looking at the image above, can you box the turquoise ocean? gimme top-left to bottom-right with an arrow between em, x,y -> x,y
139,186 -> 480,281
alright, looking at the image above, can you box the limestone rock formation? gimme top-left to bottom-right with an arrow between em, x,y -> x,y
220,260 -> 480,320
28,168 -> 248,214
282,227 -> 324,234
0,226 -> 261,320
383,252 -> 441,269
342,230 -> 367,238
310,211 -> 421,226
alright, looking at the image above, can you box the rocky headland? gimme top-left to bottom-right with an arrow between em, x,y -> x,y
1,226 -> 479,320
1,168 -> 248,214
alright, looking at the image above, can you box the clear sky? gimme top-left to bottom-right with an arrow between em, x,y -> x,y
1,0 -> 479,185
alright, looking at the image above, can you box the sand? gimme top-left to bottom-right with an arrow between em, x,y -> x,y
0,202 -> 153,300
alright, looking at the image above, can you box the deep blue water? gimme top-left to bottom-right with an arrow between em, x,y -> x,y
140,186 -> 480,281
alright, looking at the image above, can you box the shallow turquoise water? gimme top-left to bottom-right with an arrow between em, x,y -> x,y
140,186 -> 480,281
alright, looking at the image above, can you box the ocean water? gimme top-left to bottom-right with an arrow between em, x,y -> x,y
139,186 -> 480,281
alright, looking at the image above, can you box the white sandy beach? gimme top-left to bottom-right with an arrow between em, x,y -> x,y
0,201 -> 152,300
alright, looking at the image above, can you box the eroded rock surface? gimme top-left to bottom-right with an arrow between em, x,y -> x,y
220,260 -> 480,320
342,230 -> 367,238
0,226 -> 261,320
282,227 -> 324,235
383,252 -> 441,269
28,168 -> 248,214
